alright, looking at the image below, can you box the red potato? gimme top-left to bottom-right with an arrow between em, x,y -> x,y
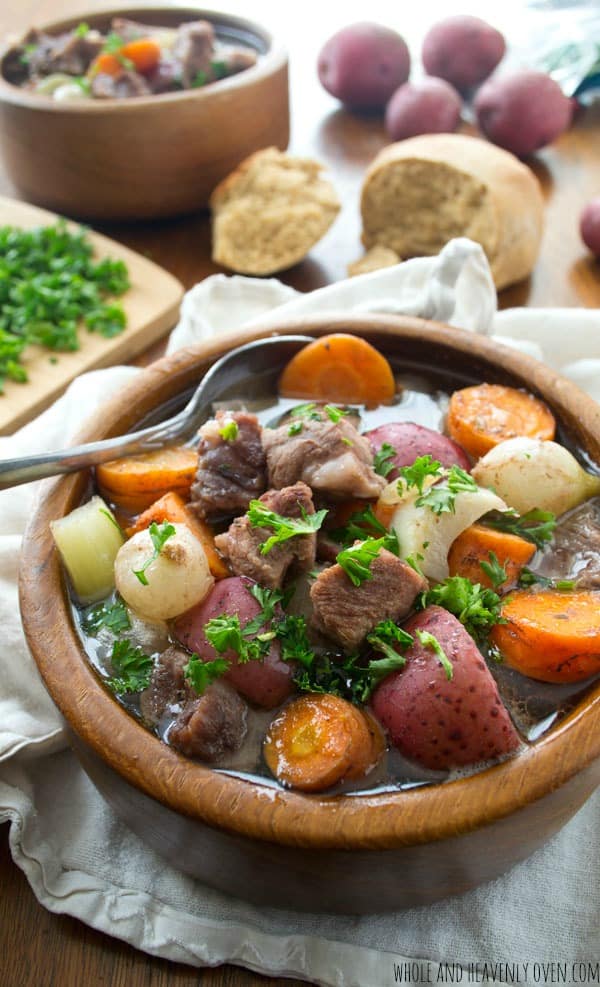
421,15 -> 506,92
580,198 -> 600,257
366,421 -> 471,479
317,22 -> 410,110
174,576 -> 294,709
474,70 -> 573,158
370,606 -> 521,770
385,78 -> 462,140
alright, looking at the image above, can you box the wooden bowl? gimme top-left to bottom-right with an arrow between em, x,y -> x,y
19,316 -> 600,913
0,6 -> 289,220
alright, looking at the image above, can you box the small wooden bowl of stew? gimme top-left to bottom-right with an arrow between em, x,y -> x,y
19,316 -> 600,912
0,7 -> 289,219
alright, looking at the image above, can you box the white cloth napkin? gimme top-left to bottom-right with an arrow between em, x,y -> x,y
1,239 -> 599,986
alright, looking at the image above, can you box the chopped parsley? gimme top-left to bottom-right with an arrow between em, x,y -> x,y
247,501 -> 327,554
184,654 -> 230,695
83,596 -> 130,635
289,402 -> 322,421
336,533 -> 398,587
366,619 -> 413,663
204,614 -> 269,663
324,404 -> 348,423
274,614 -> 314,668
294,646 -> 406,704
132,521 -> 176,586
211,60 -> 228,79
479,551 -> 508,590
419,575 -> 504,641
102,31 -> 124,53
416,465 -> 478,515
106,640 -> 153,694
288,421 -> 303,436
0,222 -> 129,391
329,504 -> 387,547
74,22 -> 90,37
397,454 -> 443,494
518,568 -> 576,591
373,442 -> 397,478
415,629 -> 453,680
218,419 -> 239,442
482,508 -> 556,550
192,69 -> 208,87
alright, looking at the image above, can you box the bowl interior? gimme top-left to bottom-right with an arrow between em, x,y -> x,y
19,316 -> 600,851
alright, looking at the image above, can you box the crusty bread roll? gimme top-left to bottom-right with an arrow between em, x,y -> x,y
348,244 -> 401,277
210,147 -> 340,275
360,134 -> 544,289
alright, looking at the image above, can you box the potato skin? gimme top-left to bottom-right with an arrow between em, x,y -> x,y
174,576 -> 294,708
385,78 -> 462,140
317,22 -> 410,110
580,198 -> 600,256
474,70 -> 573,157
366,422 -> 471,478
422,15 -> 505,91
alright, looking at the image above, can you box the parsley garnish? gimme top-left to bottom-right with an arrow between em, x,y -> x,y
329,504 -> 387,547
102,31 -> 124,53
419,576 -> 504,641
132,521 -> 176,586
336,533 -> 398,587
74,22 -> 90,37
192,70 -> 208,87
397,454 -> 443,494
367,619 -> 413,663
288,421 -> 303,436
479,551 -> 508,590
373,442 -> 397,478
106,640 -> 153,694
294,647 -> 405,703
218,419 -> 239,442
247,501 -> 327,554
290,402 -> 321,421
84,596 -> 130,635
274,614 -> 314,668
416,465 -> 478,515
204,613 -> 268,663
415,629 -> 453,680
482,509 -> 556,550
324,404 -> 347,423
244,584 -> 288,635
184,654 -> 230,695
518,568 -> 576,591
211,60 -> 228,79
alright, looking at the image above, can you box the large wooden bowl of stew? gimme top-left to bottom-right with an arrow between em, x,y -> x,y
19,316 -> 600,913
0,6 -> 288,219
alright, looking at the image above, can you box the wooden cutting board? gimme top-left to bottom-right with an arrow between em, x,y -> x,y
0,196 -> 184,435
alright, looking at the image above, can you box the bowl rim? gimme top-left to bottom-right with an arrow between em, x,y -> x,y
19,315 -> 600,851
0,4 -> 287,111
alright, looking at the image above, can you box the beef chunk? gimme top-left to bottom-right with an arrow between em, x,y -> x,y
91,70 -> 151,99
189,410 -> 267,522
219,47 -> 257,75
535,498 -> 600,589
26,29 -> 103,76
110,17 -> 175,42
310,549 -> 427,649
140,645 -> 189,725
173,20 -> 215,88
168,680 -> 247,761
262,418 -> 385,500
214,482 -> 317,589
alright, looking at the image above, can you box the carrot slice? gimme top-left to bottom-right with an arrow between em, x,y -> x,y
490,590 -> 600,683
127,491 -> 230,580
448,523 -> 535,590
89,52 -> 122,77
96,446 -> 198,513
447,384 -> 555,460
120,38 -> 161,74
278,334 -> 396,406
263,694 -> 377,792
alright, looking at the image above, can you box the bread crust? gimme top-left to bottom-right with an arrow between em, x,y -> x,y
360,134 -> 544,289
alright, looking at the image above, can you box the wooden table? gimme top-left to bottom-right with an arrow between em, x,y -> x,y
1,2 -> 599,985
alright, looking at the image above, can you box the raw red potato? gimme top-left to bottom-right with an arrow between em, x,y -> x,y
370,605 -> 521,770
421,15 -> 506,92
174,576 -> 294,708
385,78 -> 462,140
474,70 -> 573,158
580,198 -> 600,257
317,22 -> 410,110
366,422 -> 471,478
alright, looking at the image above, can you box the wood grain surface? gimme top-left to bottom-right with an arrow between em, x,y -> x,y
1,0 -> 600,984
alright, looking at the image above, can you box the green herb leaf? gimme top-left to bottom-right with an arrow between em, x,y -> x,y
211,60 -> 228,79
416,465 -> 478,515
274,614 -> 314,669
84,596 -> 130,635
192,70 -> 208,87
247,501 -> 327,554
415,629 -> 453,680
479,551 -> 508,590
218,419 -> 239,442
518,568 -> 576,591
289,402 -> 321,421
102,31 -> 124,54
184,654 -> 230,695
244,584 -> 287,636
204,614 -> 268,663
324,404 -> 348,423
367,618 -> 413,663
132,521 -> 176,586
288,421 -> 303,436
106,639 -> 153,694
419,575 -> 504,641
482,508 -> 557,550
397,454 -> 443,494
336,533 -> 398,587
329,504 -> 387,548
74,22 -> 90,37
373,442 -> 397,478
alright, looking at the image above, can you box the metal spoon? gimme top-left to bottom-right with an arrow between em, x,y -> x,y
0,334 -> 314,490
